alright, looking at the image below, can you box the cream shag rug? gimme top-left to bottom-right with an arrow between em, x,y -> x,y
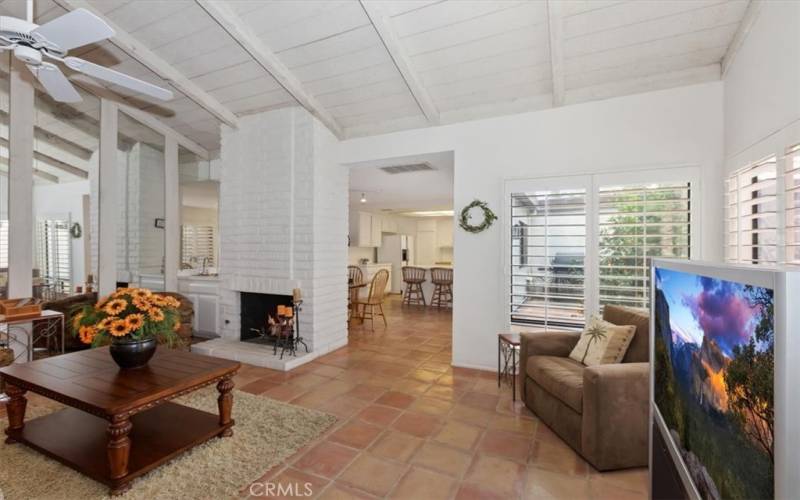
0,388 -> 336,500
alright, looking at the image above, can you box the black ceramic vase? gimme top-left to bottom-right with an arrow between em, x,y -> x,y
109,337 -> 157,369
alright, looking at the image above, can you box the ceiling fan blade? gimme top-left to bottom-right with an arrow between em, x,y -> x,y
28,62 -> 82,103
63,56 -> 173,101
31,8 -> 114,51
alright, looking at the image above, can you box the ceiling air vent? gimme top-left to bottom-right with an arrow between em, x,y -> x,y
379,162 -> 435,174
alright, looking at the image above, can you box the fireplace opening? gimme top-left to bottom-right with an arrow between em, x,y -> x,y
240,291 -> 308,358
240,292 -> 294,342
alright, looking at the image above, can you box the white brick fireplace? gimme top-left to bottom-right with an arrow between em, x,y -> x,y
192,107 -> 348,370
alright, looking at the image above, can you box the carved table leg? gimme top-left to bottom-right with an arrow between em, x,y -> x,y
107,415 -> 133,491
4,383 -> 27,443
217,376 -> 235,437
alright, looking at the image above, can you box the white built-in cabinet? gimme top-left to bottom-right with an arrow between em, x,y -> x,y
350,212 -> 378,247
381,217 -> 399,234
436,218 -> 453,247
178,278 -> 219,336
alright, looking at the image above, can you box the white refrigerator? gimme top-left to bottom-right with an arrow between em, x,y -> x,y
378,234 -> 414,293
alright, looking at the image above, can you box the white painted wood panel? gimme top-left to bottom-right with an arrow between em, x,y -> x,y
566,46 -> 727,89
329,91 -> 417,118
337,102 -> 423,128
564,1 -> 748,58
391,1 -> 524,38
419,47 -> 549,87
256,1 -> 369,53
291,44 -> 392,83
560,1 -> 626,18
564,0 -> 732,37
564,64 -> 720,105
428,65 -> 551,102
92,0 -> 188,34
411,27 -> 547,71
382,0 -> 441,18
209,78 -> 284,105
278,25 -> 379,69
399,2 -> 547,56
304,62 -> 400,96
564,24 -> 738,75
435,80 -> 552,113
317,78 -> 410,108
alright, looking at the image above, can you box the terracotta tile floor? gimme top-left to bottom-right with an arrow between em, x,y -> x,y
0,296 -> 648,499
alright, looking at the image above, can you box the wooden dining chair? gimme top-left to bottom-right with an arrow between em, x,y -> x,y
354,269 -> 389,331
347,265 -> 363,322
430,267 -> 453,308
401,266 -> 427,306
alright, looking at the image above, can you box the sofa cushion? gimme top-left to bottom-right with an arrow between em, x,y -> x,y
527,355 -> 585,413
603,305 -> 649,363
568,316 -> 637,366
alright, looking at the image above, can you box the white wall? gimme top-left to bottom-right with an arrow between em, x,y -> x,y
337,82 -> 725,370
723,0 -> 800,171
33,180 -> 90,288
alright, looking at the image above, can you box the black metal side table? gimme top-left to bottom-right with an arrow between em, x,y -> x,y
497,333 -> 521,401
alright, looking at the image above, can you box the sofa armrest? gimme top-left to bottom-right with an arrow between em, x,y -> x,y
518,331 -> 580,404
581,362 -> 650,470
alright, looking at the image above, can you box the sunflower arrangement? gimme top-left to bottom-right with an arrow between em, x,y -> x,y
72,287 -> 182,348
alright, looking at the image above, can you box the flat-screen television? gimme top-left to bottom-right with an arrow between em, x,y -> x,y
651,260 -> 800,500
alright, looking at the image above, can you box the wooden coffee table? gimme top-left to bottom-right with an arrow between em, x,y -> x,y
0,347 -> 240,495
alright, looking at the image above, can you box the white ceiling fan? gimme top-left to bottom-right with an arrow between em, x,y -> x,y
0,6 -> 173,103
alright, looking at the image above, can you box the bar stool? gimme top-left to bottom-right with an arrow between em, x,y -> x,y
402,266 -> 427,306
430,267 -> 453,308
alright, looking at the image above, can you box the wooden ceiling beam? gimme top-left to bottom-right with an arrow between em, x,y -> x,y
0,159 -> 59,183
196,0 -> 344,138
53,0 -> 240,129
0,110 -> 93,160
359,0 -> 440,125
0,134 -> 89,178
722,0 -> 763,78
546,0 -> 565,107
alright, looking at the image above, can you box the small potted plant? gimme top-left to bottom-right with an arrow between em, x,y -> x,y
73,287 -> 182,369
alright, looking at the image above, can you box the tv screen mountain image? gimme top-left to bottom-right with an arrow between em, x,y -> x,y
654,267 -> 774,500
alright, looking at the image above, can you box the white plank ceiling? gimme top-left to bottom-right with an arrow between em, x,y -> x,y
0,0 -> 752,151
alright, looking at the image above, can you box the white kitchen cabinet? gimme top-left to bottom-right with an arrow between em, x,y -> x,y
381,217 -> 398,234
178,278 -> 220,337
349,211 -> 374,247
349,211 -> 385,247
436,218 -> 453,247
195,294 -> 219,335
370,214 -> 382,247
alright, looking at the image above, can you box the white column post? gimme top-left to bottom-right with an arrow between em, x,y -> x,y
98,99 -> 118,295
7,58 -> 34,298
164,137 -> 179,291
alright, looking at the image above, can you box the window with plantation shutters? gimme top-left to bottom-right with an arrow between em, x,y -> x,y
36,218 -> 71,294
181,224 -> 216,267
510,188 -> 587,329
725,156 -> 778,265
597,182 -> 691,309
0,220 -> 7,268
786,144 -> 800,266
506,167 -> 697,329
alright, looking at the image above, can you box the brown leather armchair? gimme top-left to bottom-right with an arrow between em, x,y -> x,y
518,305 -> 650,471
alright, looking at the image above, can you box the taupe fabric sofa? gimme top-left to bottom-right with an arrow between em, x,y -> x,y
518,305 -> 650,471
